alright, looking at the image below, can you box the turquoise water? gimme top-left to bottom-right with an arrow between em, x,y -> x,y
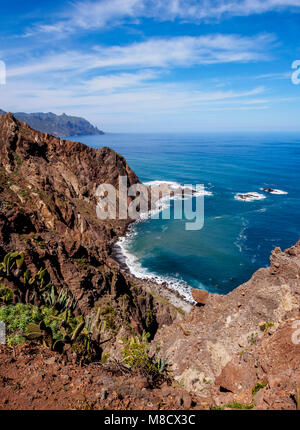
68,133 -> 300,297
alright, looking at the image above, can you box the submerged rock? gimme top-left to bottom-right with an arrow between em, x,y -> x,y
263,187 -> 274,193
234,192 -> 266,202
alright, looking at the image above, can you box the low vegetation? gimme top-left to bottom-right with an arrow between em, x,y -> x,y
0,302 -> 101,362
252,381 -> 267,396
0,303 -> 43,346
0,251 -> 170,372
122,331 -> 170,387
211,402 -> 255,410
0,251 -> 76,310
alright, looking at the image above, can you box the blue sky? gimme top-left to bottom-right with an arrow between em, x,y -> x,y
0,0 -> 300,132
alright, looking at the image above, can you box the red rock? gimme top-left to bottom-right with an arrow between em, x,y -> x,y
268,375 -> 282,388
215,359 -> 256,393
191,289 -> 209,305
234,389 -> 253,405
253,388 -> 266,406
181,391 -> 192,409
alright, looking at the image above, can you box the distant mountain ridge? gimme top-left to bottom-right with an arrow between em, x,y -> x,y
0,109 -> 104,137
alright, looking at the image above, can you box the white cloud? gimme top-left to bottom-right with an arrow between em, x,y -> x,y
93,33 -> 275,67
8,33 -> 276,80
0,30 -> 282,131
2,76 -> 298,131
27,0 -> 300,36
73,0 -> 142,29
0,72 -> 271,119
149,0 -> 300,20
85,70 -> 160,91
251,72 -> 291,80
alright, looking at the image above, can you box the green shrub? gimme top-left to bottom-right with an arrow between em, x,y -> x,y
39,307 -> 81,341
0,303 -> 42,345
122,331 -> 169,386
252,381 -> 267,396
259,322 -> 274,333
122,331 -> 152,369
73,257 -> 88,271
225,401 -> 254,410
0,303 -> 81,346
0,285 -> 13,304
247,332 -> 258,345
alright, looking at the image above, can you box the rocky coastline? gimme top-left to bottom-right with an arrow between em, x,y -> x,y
0,109 -> 104,137
0,113 -> 299,410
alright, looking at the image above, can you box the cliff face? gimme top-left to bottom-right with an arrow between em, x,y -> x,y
154,240 -> 300,408
0,110 -> 104,137
0,113 -> 179,337
0,113 -> 299,410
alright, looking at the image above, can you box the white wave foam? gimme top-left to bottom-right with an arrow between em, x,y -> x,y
144,180 -> 213,197
256,207 -> 267,213
117,233 -> 195,303
260,187 -> 288,195
113,179 -> 213,302
144,180 -> 180,189
194,189 -> 213,197
139,196 -> 171,220
234,217 -> 249,253
234,192 -> 266,202
270,189 -> 288,195
138,180 -> 213,221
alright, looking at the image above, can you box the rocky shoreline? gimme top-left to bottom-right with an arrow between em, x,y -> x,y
0,113 -> 299,410
0,112 -> 187,347
110,242 -> 193,313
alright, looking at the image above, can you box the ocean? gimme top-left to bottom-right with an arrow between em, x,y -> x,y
67,132 -> 300,301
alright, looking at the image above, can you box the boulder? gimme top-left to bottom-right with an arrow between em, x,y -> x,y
192,289 -> 209,305
215,358 -> 256,393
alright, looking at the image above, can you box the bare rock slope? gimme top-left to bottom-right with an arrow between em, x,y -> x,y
154,240 -> 300,407
0,113 -> 180,339
0,113 -> 299,410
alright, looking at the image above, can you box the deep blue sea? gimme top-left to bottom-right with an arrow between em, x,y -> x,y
68,133 -> 300,300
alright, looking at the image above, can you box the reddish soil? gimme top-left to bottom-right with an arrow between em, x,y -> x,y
0,344 -> 208,410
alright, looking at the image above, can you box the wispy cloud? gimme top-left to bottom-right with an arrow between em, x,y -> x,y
0,29 -> 283,131
84,70 -> 161,92
250,72 -> 292,80
3,72 -> 298,131
0,0 -> 298,132
0,78 -> 268,112
25,0 -> 300,37
8,33 -> 276,80
149,0 -> 300,20
91,33 -> 276,67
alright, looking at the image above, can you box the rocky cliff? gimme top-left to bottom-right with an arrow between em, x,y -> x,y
0,113 -> 180,342
0,110 -> 104,137
154,240 -> 300,408
0,113 -> 299,410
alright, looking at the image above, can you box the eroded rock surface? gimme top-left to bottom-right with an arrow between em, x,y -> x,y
0,113 -> 299,410
0,113 -> 181,342
154,241 -> 300,403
